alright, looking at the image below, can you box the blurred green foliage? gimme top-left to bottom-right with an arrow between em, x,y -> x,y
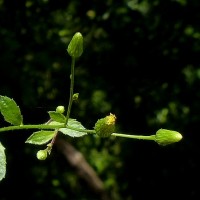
0,0 -> 200,199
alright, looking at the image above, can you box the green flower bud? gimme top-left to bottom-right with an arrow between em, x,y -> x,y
155,128 -> 183,146
37,150 -> 47,160
56,106 -> 65,114
73,93 -> 79,101
67,32 -> 83,58
94,113 -> 116,138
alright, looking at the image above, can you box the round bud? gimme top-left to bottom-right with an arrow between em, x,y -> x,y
155,129 -> 183,146
94,113 -> 116,138
73,93 -> 79,101
37,150 -> 47,160
67,32 -> 83,58
56,106 -> 65,114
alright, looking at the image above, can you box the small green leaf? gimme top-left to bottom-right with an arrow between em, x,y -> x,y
0,142 -> 6,181
25,131 -> 56,145
48,111 -> 66,123
48,119 -> 87,137
60,118 -> 87,137
0,96 -> 23,125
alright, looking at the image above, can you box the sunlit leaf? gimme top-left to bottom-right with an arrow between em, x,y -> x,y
0,96 -> 23,125
48,119 -> 87,137
48,111 -> 66,123
0,142 -> 6,181
59,118 -> 87,137
25,130 -> 56,145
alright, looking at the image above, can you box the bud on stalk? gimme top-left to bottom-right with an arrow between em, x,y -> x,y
36,149 -> 48,160
56,106 -> 65,114
67,32 -> 83,58
155,128 -> 183,146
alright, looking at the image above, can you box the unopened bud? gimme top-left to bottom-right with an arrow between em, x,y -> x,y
94,113 -> 116,138
73,93 -> 79,101
37,150 -> 48,160
67,32 -> 83,58
155,129 -> 183,146
56,106 -> 65,114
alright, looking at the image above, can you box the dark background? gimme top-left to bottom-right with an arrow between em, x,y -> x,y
0,0 -> 199,199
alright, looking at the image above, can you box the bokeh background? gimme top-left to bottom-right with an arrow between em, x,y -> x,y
0,0 -> 199,199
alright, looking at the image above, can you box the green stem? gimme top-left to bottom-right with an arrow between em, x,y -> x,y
112,133 -> 156,141
0,124 -> 95,134
0,124 -> 155,142
0,124 -> 65,132
65,57 -> 76,126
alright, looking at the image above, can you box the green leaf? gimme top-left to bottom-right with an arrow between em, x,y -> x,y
48,119 -> 87,137
48,111 -> 66,123
25,130 -> 56,145
0,96 -> 23,125
0,142 -> 6,181
60,118 -> 87,137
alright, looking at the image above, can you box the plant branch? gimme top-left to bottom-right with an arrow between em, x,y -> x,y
55,137 -> 110,200
0,124 -> 96,134
0,124 -> 64,132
